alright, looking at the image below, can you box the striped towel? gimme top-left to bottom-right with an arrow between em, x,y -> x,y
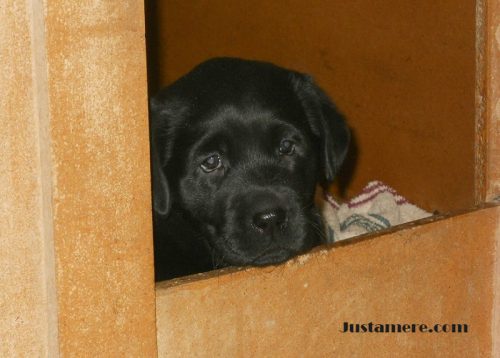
317,181 -> 432,243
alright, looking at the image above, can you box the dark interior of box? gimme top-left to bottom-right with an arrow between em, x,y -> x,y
145,0 -> 477,214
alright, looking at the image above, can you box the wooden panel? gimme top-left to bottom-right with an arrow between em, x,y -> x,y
148,0 -> 477,212
0,0 -> 58,355
157,205 -> 499,357
486,0 -> 500,200
42,1 -> 157,355
481,0 -> 500,201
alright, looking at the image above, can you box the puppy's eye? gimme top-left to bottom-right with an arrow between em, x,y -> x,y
279,139 -> 295,155
200,154 -> 222,173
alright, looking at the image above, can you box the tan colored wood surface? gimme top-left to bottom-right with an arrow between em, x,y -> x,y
0,0 -> 157,355
485,0 -> 500,200
0,0 -> 58,355
157,205 -> 499,357
476,0 -> 500,204
42,1 -> 157,355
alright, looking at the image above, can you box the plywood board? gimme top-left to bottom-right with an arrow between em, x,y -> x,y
157,204 -> 499,357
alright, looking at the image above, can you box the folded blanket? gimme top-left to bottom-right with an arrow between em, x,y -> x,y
317,181 -> 432,243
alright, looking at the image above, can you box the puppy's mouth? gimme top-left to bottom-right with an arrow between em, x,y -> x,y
250,248 -> 295,266
217,240 -> 296,267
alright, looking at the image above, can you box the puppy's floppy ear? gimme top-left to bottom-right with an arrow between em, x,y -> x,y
149,94 -> 174,217
150,140 -> 170,216
149,91 -> 192,216
290,73 -> 350,185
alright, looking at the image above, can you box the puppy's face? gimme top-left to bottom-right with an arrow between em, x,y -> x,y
170,105 -> 321,265
151,58 -> 349,267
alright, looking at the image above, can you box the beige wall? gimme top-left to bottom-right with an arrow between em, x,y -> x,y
157,205 -> 499,357
149,0 -> 477,213
1,0 -> 157,355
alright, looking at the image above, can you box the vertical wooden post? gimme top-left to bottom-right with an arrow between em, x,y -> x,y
481,6 -> 500,354
476,0 -> 500,202
43,0 -> 157,355
1,0 -> 157,355
0,0 -> 58,355
484,0 -> 500,200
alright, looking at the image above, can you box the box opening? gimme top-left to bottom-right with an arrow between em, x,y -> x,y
145,0 -> 478,281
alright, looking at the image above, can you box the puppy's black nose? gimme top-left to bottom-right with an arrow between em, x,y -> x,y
252,208 -> 287,233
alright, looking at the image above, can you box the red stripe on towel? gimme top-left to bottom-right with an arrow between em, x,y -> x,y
347,182 -> 409,208
323,191 -> 340,209
323,181 -> 411,211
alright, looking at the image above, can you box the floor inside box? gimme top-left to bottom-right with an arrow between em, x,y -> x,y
318,181 -> 432,243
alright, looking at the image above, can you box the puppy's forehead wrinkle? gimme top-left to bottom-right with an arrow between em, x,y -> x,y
226,159 -> 289,185
191,114 -> 305,158
199,103 -> 281,127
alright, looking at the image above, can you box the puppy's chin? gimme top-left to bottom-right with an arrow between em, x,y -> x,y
249,248 -> 296,266
217,246 -> 297,267
211,232 -> 320,268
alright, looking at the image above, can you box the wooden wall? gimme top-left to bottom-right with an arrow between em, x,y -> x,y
0,0 -> 157,355
157,205 -> 499,357
147,0 -> 478,213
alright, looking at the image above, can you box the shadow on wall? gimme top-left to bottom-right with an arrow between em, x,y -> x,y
144,0 -> 163,96
336,127 -> 359,198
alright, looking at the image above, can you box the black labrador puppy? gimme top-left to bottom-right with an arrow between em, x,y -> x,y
150,58 -> 349,281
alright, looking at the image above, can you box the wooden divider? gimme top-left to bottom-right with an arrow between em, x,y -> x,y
156,205 -> 499,357
484,0 -> 500,200
1,0 -> 157,355
43,1 -> 157,355
1,0 -> 58,355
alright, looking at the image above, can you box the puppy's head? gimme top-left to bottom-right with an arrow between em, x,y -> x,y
151,58 -> 349,267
